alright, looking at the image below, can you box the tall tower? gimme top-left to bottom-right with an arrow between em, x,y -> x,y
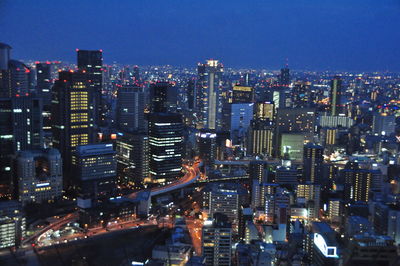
52,71 -> 95,186
150,81 -> 177,113
148,113 -> 183,184
116,86 -> 145,133
77,49 -> 103,125
303,143 -> 324,184
330,76 -> 342,116
279,65 -> 290,87
197,60 -> 224,130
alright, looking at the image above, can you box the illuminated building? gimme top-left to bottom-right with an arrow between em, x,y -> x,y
148,113 -> 183,184
77,49 -> 103,125
73,143 -> 116,200
244,220 -> 258,244
297,183 -> 320,220
319,114 -> 354,128
36,62 -> 55,133
278,66 -> 290,86
276,108 -> 315,156
328,199 -> 342,223
203,183 -> 248,231
186,78 -> 196,110
329,76 -> 342,116
292,81 -> 312,107
322,127 -> 337,146
52,71 -> 95,186
196,129 -> 217,166
116,86 -> 145,133
344,234 -> 397,266
280,133 -> 308,160
275,165 -> 299,185
248,160 -> 268,183
254,101 -> 274,121
372,113 -> 396,136
310,222 -> 339,266
232,85 -> 253,103
132,65 -> 140,82
116,132 -> 149,188
202,213 -> 232,266
341,162 -> 372,202
229,103 -> 254,144
0,201 -> 25,249
8,60 -> 31,96
246,119 -> 274,157
0,43 -> 12,98
150,81 -> 177,113
303,143 -> 324,184
16,149 -> 62,205
197,59 -> 224,130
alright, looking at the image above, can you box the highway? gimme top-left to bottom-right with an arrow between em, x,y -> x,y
29,161 -> 201,247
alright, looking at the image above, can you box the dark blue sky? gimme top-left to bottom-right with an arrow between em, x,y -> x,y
1,0 -> 399,71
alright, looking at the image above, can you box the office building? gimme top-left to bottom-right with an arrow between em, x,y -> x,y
229,103 -> 254,144
297,183 -> 320,220
16,149 -> 62,205
319,114 -> 354,128
232,85 -> 253,103
247,119 -> 274,157
150,81 -> 177,113
73,143 -> 116,199
329,76 -> 342,116
275,165 -> 299,185
278,66 -> 290,86
254,101 -> 274,121
202,213 -> 232,266
310,222 -> 339,266
303,143 -> 324,184
116,86 -> 145,133
372,113 -> 396,136
8,60 -> 30,96
341,162 -> 372,202
196,129 -> 217,166
52,70 -> 95,183
148,113 -> 183,184
116,132 -> 149,188
248,160 -> 268,183
77,49 -> 103,124
280,133 -> 308,160
197,60 -> 224,130
186,78 -> 196,110
0,201 -> 25,249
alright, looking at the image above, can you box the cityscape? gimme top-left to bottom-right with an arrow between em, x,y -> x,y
1,1 -> 400,266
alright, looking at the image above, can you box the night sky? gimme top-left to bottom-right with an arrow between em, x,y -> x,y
1,0 -> 399,71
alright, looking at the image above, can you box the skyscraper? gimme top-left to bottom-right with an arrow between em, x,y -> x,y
246,119 -> 274,157
16,149 -> 63,205
0,43 -> 12,98
254,101 -> 274,122
303,143 -> 324,184
150,81 -> 177,113
342,162 -> 372,202
202,213 -> 232,266
278,66 -> 290,86
196,130 -> 217,166
77,49 -> 103,124
232,85 -> 254,103
148,113 -> 183,184
197,60 -> 224,130
229,103 -> 254,144
116,132 -> 149,188
116,86 -> 145,133
330,76 -> 342,116
52,70 -> 95,185
73,143 -> 116,200
8,60 -> 30,96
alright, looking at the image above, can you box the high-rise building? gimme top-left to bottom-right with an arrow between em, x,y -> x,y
0,201 -> 25,249
16,149 -> 63,205
132,65 -> 140,82
246,119 -> 274,157
116,86 -> 145,133
186,78 -> 196,110
372,113 -> 396,136
150,81 -> 177,113
341,162 -> 372,202
254,101 -> 274,121
278,66 -> 290,87
197,60 -> 224,130
329,76 -> 342,116
232,85 -> 253,103
0,43 -> 12,98
196,130 -> 217,166
77,49 -> 103,124
73,143 -> 116,199
36,62 -> 54,105
52,71 -> 95,184
229,103 -> 254,144
297,183 -> 320,220
8,60 -> 30,96
148,113 -> 183,184
202,213 -> 232,266
116,132 -> 149,188
248,160 -> 268,183
303,143 -> 324,184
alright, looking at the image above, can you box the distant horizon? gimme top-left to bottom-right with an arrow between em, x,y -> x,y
1,0 -> 399,72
